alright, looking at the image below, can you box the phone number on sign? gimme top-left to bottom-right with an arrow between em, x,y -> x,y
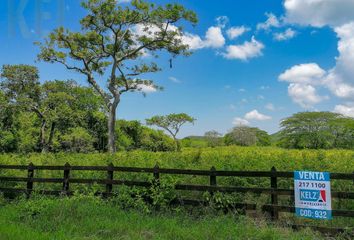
298,182 -> 326,188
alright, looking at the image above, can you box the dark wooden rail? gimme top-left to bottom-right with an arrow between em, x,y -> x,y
0,163 -> 353,236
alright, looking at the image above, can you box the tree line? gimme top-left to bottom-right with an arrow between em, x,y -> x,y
0,64 -> 195,153
197,112 -> 354,150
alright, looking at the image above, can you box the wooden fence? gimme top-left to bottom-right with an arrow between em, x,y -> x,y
0,163 -> 353,236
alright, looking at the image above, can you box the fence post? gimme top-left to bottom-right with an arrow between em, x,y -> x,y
210,166 -> 217,199
62,162 -> 70,195
153,164 -> 160,186
210,166 -> 217,186
106,163 -> 114,197
26,162 -> 34,198
270,166 -> 279,220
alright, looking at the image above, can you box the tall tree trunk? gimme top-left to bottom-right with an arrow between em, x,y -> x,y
172,136 -> 180,152
107,98 -> 120,153
40,119 -> 47,153
47,122 -> 56,150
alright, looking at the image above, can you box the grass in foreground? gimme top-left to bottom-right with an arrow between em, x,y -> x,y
0,195 -> 324,240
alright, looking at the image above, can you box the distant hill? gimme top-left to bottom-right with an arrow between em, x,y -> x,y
182,136 -> 207,140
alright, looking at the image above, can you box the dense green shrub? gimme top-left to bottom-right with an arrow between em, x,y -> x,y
224,126 -> 271,146
115,120 -> 175,152
60,127 -> 95,153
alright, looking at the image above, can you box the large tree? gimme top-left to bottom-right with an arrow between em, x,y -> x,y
278,111 -> 353,149
224,126 -> 271,147
36,0 -> 197,152
146,113 -> 195,151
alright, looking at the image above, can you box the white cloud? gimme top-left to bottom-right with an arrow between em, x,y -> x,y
245,110 -> 272,121
216,16 -> 229,29
132,23 -> 225,51
334,104 -> 354,118
222,36 -> 264,61
273,28 -> 296,41
284,0 -> 354,27
136,84 -> 157,94
288,83 -> 326,108
280,0 -> 354,105
180,26 -> 225,50
279,63 -> 326,84
257,12 -> 281,31
226,26 -> 250,39
168,77 -> 181,83
238,88 -> 246,92
323,22 -> 354,99
233,117 -> 250,126
203,26 -> 225,48
181,33 -> 204,50
265,103 -> 275,111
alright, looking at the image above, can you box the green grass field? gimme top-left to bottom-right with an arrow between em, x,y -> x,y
0,195 -> 325,240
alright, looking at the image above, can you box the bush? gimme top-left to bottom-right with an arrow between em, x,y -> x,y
115,120 -> 175,152
60,127 -> 95,153
224,126 -> 271,146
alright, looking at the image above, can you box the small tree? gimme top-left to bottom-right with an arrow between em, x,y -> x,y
225,126 -> 257,146
146,113 -> 195,151
204,130 -> 222,147
36,0 -> 197,152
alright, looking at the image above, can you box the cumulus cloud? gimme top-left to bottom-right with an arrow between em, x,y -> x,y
279,63 -> 326,84
284,0 -> 354,27
132,23 -> 225,51
181,33 -> 204,50
279,0 -> 354,109
203,26 -> 226,48
273,28 -> 296,41
288,83 -> 327,108
222,36 -> 264,60
233,117 -> 250,126
334,104 -> 354,118
226,26 -> 250,39
245,110 -> 272,121
323,22 -> 354,98
257,13 -> 281,31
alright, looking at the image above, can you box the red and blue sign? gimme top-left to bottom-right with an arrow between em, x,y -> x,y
294,171 -> 332,220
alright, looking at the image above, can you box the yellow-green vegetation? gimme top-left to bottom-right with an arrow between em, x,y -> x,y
1,146 -> 353,172
0,195 -> 325,240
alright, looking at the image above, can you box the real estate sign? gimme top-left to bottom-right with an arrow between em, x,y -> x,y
294,171 -> 332,220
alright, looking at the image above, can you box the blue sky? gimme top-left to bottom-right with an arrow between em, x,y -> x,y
1,0 -> 354,137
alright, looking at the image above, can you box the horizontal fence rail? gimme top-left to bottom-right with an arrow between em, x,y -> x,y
0,163 -> 353,236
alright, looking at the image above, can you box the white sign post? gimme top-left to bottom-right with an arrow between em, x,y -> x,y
294,171 -> 332,220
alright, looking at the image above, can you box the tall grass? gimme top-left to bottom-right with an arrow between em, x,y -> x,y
0,195 -> 324,240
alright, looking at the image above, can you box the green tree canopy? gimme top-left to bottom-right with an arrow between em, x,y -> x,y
36,0 -> 198,152
224,126 -> 271,147
146,113 -> 195,151
278,111 -> 354,149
